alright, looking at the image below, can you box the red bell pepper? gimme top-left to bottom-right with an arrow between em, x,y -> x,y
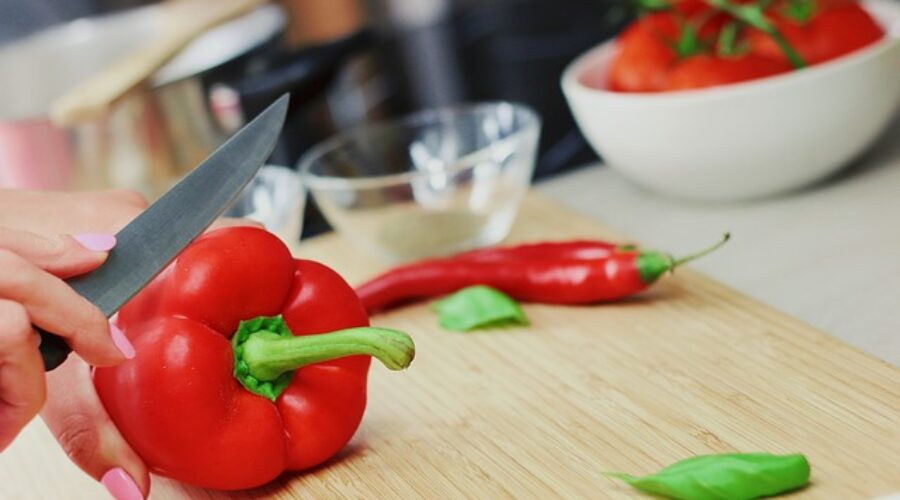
93,227 -> 415,490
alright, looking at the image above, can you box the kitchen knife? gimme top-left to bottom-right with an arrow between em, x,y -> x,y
38,94 -> 289,371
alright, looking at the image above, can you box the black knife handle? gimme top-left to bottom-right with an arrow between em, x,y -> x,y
38,327 -> 71,371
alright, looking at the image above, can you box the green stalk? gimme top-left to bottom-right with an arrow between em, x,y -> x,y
704,0 -> 806,68
637,233 -> 731,283
242,327 -> 415,381
636,0 -> 673,12
231,316 -> 415,401
717,20 -> 743,57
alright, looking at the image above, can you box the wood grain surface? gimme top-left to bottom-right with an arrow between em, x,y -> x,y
2,193 -> 898,499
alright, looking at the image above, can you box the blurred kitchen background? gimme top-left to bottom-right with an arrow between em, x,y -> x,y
0,0 -> 632,236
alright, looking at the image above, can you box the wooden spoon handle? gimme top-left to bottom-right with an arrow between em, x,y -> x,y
50,0 -> 266,126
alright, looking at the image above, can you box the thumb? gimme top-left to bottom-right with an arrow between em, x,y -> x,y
40,355 -> 149,500
0,227 -> 116,279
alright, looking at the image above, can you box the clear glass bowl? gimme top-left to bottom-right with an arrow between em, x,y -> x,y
224,165 -> 305,246
298,102 -> 541,262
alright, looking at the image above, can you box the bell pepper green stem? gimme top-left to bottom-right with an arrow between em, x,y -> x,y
704,0 -> 806,68
242,327 -> 415,381
231,315 -> 415,401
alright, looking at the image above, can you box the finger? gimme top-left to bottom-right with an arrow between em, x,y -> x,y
209,217 -> 265,230
107,189 -> 150,211
42,356 -> 149,499
0,250 -> 130,366
0,227 -> 116,279
76,189 -> 148,234
0,189 -> 147,235
0,299 -> 46,451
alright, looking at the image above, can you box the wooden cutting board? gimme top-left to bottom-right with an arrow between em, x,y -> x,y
2,193 -> 898,499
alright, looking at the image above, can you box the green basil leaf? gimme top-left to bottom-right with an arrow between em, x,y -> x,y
432,286 -> 529,332
606,453 -> 810,500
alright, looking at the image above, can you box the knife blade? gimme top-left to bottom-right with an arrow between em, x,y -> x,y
39,94 -> 289,370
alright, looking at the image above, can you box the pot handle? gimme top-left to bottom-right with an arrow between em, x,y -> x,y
233,29 -> 375,119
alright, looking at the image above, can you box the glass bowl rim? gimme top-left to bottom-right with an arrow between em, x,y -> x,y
297,100 -> 541,191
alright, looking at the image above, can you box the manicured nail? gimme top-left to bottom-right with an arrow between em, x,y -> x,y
110,323 -> 135,360
74,233 -> 117,252
101,468 -> 143,500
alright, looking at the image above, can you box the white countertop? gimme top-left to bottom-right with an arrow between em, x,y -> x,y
538,115 -> 900,366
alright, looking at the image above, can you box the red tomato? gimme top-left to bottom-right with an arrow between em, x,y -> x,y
671,0 -> 713,16
665,54 -> 791,90
606,7 -> 735,92
607,13 -> 680,92
602,0 -> 882,94
749,3 -> 884,64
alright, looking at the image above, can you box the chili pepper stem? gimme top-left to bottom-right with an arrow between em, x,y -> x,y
637,233 -> 730,283
231,316 -> 414,400
671,232 -> 731,267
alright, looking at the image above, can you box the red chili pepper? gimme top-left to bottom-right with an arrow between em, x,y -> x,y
357,235 -> 729,313
93,227 -> 414,490
455,240 -> 626,262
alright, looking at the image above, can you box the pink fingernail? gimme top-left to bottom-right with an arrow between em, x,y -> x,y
101,468 -> 143,500
110,324 -> 135,360
74,233 -> 117,252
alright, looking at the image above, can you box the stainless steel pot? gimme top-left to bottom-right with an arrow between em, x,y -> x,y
0,3 -> 370,198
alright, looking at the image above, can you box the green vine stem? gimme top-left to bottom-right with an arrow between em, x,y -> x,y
704,0 -> 807,68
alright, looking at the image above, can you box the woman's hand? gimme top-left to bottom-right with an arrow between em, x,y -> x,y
0,189 -> 262,500
0,227 -> 128,451
0,189 -> 149,499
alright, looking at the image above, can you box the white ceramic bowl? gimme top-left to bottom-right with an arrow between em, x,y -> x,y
561,0 -> 900,201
